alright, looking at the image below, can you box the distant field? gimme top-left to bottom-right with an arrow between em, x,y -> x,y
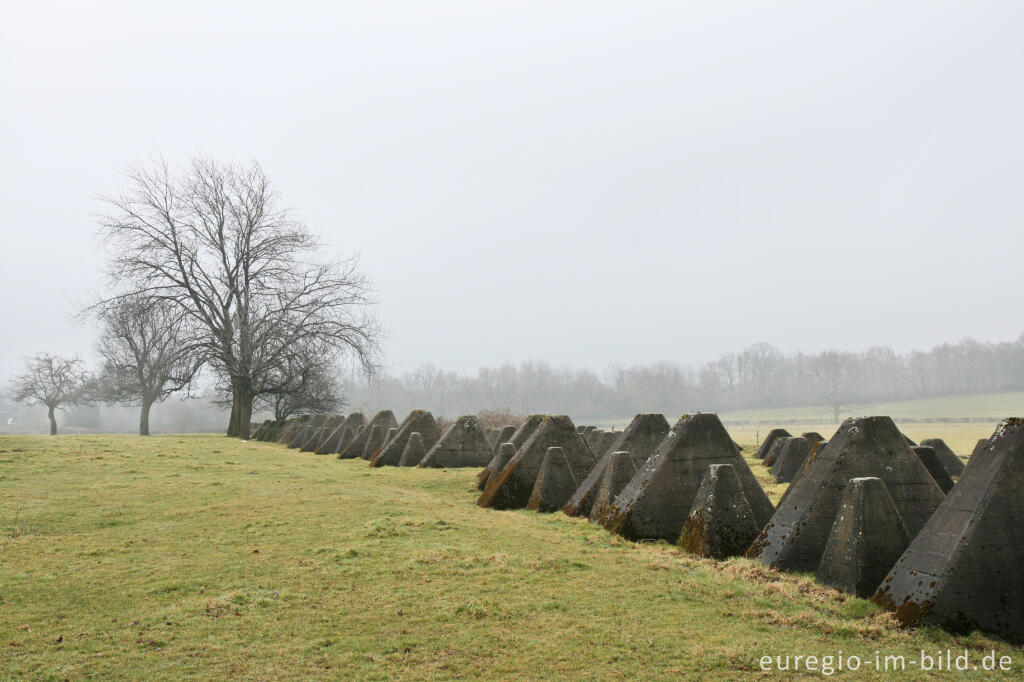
2,434 -> 1021,679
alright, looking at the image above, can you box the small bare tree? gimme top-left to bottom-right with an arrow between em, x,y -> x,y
9,354 -> 88,435
96,157 -> 380,439
92,294 -> 204,435
806,350 -> 861,423
256,351 -> 347,420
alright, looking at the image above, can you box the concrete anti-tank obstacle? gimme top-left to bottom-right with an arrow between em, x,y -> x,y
493,426 -> 516,453
288,425 -> 311,449
316,412 -> 364,454
912,446 -> 955,494
478,443 -> 516,491
588,451 -> 637,522
562,413 -> 670,518
475,415 -> 545,490
747,416 -> 945,573
301,426 -> 330,452
419,415 -> 494,468
816,477 -> 911,598
358,425 -> 385,461
678,463 -> 762,560
398,432 -> 427,467
526,447 -> 578,513
919,438 -> 966,477
761,438 -> 787,468
477,415 -> 595,510
598,413 -> 774,543
769,437 -> 815,483
338,410 -> 397,459
872,418 -> 1024,642
755,428 -> 792,460
370,410 -> 442,467
371,427 -> 399,461
800,432 -> 825,442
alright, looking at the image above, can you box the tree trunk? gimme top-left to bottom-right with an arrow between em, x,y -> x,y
227,378 -> 255,439
47,404 -> 57,435
139,399 -> 153,436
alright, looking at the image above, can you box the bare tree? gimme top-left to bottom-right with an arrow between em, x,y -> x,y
96,157 -> 380,439
9,353 -> 88,435
806,350 -> 861,423
253,348 -> 347,420
92,294 -> 204,435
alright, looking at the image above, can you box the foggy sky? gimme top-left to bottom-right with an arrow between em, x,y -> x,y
2,1 -> 1023,382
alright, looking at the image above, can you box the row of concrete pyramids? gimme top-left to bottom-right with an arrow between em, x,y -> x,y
255,408 -> 1024,642
251,409 -> 554,469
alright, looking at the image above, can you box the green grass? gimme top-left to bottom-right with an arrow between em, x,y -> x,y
1,434 -> 1021,679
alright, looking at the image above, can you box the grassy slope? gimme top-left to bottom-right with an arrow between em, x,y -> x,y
1,434 -> 1020,680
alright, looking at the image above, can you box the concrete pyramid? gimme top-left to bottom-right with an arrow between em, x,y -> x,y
300,427 -> 330,452
584,428 -> 605,452
919,438 -> 965,477
359,425 -> 385,461
527,447 -> 578,513
477,415 -> 595,510
370,410 -> 442,467
748,416 -> 945,573
971,438 -> 989,458
762,438 -> 787,468
588,451 -> 638,522
598,413 -> 774,543
594,431 -> 618,459
374,427 -> 398,460
873,419 -> 1024,641
338,410 -> 397,459
288,425 -> 312,449
816,477 -> 911,598
398,432 -> 427,467
801,432 -> 825,442
770,437 -> 815,483
756,428 -> 792,460
493,426 -> 516,452
277,417 -> 308,445
913,446 -> 954,494
316,412 -> 365,454
475,415 -> 544,490
775,439 -> 828,508
419,415 -> 493,468
562,413 -> 670,518
478,443 -> 517,491
678,464 -> 762,560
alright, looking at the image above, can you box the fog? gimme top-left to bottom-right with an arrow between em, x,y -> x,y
2,1 -> 1023,383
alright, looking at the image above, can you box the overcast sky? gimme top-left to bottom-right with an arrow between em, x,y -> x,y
2,1 -> 1022,381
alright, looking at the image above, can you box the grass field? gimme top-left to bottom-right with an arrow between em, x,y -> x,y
2,432 -> 1021,680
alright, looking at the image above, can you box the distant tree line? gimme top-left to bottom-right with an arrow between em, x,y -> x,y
347,335 -> 1024,423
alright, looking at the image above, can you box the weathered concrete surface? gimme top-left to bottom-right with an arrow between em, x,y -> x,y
770,437 -> 815,483
913,446 -> 955,494
377,427 -> 398,459
678,464 -> 762,560
562,413 -> 670,518
872,419 -> 1024,642
527,447 -> 578,513
288,425 -> 312,449
761,438 -> 787,468
478,443 -> 517,491
370,410 -> 442,467
277,415 -> 311,445
919,438 -> 966,477
477,415 -> 595,510
493,426 -> 516,453
338,410 -> 397,459
475,415 -> 544,490
755,428 -> 792,460
971,438 -> 989,459
419,415 -> 493,468
775,439 -> 827,508
588,451 -> 638,523
800,432 -> 826,442
316,412 -> 365,454
398,432 -> 427,467
598,413 -> 774,543
584,428 -> 605,452
359,425 -> 385,461
816,477 -> 911,598
594,431 -> 618,459
301,425 -> 335,452
747,416 -> 945,573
